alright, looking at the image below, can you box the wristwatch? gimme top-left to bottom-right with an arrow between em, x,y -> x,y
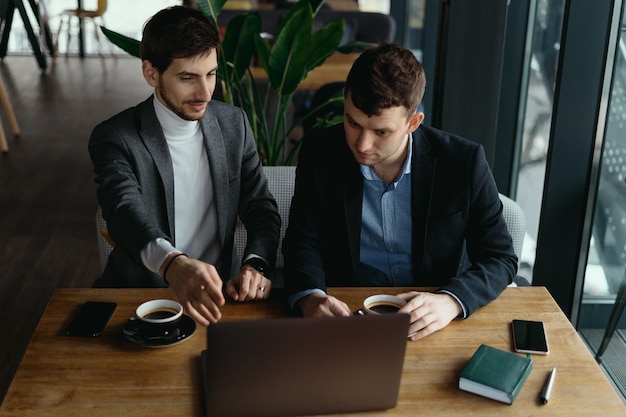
241,257 -> 269,276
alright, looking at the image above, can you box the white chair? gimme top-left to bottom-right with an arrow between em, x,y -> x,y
499,193 -> 526,262
499,193 -> 528,286
53,0 -> 113,60
233,166 -> 295,287
95,205 -> 112,272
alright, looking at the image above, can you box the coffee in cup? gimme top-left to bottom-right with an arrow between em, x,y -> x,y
136,299 -> 183,324
362,294 -> 406,315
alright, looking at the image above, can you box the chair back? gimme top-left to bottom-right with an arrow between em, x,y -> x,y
95,0 -> 107,15
95,206 -> 112,272
499,193 -> 526,262
233,166 -> 295,287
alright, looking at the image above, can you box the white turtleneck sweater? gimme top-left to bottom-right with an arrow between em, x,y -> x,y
140,96 -> 219,274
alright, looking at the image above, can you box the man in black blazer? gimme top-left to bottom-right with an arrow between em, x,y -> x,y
283,42 -> 517,340
88,7 -> 280,326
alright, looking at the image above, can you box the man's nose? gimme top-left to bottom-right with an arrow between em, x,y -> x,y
356,131 -> 375,151
197,79 -> 214,100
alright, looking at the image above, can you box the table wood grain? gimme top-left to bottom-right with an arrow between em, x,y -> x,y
0,287 -> 623,416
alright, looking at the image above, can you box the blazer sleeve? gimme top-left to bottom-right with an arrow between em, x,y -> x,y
436,144 -> 517,316
88,104 -> 172,265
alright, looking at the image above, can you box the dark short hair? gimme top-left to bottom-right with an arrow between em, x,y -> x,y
345,42 -> 426,117
140,6 -> 220,73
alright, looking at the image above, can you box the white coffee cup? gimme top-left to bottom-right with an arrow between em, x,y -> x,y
362,294 -> 406,315
136,299 -> 183,324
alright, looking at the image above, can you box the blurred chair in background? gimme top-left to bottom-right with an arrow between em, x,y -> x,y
0,73 -> 20,152
52,0 -> 113,61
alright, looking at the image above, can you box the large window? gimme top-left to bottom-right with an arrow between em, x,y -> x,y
515,0 -> 565,283
578,7 -> 626,399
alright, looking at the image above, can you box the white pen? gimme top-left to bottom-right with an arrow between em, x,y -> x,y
540,367 -> 556,404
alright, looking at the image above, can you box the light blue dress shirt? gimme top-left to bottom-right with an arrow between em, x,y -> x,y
358,141 -> 413,286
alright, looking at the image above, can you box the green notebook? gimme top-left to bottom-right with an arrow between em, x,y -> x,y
459,344 -> 533,404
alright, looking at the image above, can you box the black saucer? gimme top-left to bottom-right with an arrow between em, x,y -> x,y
123,315 -> 196,348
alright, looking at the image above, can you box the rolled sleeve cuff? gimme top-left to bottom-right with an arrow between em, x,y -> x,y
141,237 -> 178,274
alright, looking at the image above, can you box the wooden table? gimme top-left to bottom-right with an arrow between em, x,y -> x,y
1,287 -> 624,416
250,52 -> 359,90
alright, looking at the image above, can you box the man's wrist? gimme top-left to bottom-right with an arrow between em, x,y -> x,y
241,257 -> 269,276
160,252 -> 187,282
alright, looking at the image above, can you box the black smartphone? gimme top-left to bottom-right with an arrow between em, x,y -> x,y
511,319 -> 549,355
65,301 -> 117,337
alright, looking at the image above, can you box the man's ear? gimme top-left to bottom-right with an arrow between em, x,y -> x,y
142,60 -> 159,88
407,111 -> 425,134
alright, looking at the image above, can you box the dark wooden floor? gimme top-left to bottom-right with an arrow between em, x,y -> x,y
0,55 -> 151,404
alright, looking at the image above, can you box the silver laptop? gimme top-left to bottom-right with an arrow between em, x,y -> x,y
201,313 -> 410,417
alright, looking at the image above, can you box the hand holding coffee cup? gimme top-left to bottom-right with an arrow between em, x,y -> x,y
362,294 -> 407,315
136,299 -> 183,325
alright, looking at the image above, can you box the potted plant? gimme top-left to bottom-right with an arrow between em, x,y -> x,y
102,0 -> 368,165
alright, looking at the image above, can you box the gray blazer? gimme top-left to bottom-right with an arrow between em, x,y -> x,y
88,96 -> 280,288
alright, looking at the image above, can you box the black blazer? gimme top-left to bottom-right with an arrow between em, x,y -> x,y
282,123 -> 517,316
89,97 -> 280,288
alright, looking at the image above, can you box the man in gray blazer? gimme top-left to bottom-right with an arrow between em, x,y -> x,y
88,6 -> 280,326
283,43 -> 517,340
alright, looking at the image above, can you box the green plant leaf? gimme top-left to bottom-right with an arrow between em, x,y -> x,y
267,7 -> 312,96
277,0 -> 325,33
222,13 -> 261,82
102,0 -> 353,166
100,26 -> 141,58
196,0 -> 228,25
305,18 -> 344,72
254,33 -> 271,74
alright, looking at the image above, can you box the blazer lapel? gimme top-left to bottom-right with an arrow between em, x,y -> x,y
199,110 -> 228,245
411,129 -> 436,276
138,97 -> 177,241
342,147 -> 364,279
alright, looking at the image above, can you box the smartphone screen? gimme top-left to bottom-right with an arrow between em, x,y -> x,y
512,319 -> 549,354
65,301 -> 117,337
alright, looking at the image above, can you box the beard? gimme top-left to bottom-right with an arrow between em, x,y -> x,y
158,84 -> 206,121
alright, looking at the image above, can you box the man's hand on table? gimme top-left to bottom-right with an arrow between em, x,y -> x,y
396,291 -> 462,341
298,292 -> 352,317
160,253 -> 225,327
226,265 -> 273,301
